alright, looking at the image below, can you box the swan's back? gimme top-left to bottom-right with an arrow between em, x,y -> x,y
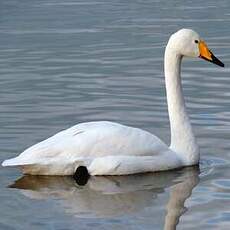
2,121 -> 169,174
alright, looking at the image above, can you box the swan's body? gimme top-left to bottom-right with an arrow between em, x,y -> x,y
3,121 -> 179,175
2,29 -> 224,175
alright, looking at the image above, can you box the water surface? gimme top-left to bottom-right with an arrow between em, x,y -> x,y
0,0 -> 230,229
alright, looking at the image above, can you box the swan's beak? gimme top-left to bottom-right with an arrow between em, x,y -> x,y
199,40 -> 224,67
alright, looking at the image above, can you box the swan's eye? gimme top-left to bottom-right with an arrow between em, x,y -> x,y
194,40 -> 199,44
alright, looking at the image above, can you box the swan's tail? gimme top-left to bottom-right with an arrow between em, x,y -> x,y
2,155 -> 91,175
2,156 -> 30,167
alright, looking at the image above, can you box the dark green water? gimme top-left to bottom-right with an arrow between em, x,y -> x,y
0,0 -> 230,229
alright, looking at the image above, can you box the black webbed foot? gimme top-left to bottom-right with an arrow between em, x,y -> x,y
73,166 -> 90,186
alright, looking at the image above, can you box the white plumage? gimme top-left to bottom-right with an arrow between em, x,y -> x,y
2,28 -> 224,175
2,121 -> 173,175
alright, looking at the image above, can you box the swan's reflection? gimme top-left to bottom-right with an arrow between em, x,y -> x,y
10,167 -> 199,228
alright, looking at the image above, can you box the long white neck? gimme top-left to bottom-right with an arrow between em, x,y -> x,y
164,45 -> 199,165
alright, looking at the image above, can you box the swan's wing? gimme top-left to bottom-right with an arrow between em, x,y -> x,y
2,121 -> 169,174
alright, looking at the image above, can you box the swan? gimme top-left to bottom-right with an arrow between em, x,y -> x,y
2,28 -> 224,175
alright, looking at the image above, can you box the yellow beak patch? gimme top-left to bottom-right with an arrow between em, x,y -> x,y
198,40 -> 224,67
199,40 -> 212,61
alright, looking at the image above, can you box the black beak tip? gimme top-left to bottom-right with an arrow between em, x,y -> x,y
211,53 -> 225,67
219,62 -> 225,68
200,54 -> 225,68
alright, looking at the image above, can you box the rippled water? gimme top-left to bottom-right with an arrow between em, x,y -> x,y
0,0 -> 230,229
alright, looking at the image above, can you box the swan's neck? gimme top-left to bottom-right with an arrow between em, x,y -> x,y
164,46 -> 199,165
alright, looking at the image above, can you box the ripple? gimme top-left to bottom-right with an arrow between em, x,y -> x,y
212,179 -> 230,191
0,28 -> 102,35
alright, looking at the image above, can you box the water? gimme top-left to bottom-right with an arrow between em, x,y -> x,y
0,0 -> 230,229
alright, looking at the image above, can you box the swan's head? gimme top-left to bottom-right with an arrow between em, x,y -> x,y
167,28 -> 224,67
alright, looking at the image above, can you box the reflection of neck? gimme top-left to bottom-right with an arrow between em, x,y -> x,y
164,45 -> 199,165
163,169 -> 199,230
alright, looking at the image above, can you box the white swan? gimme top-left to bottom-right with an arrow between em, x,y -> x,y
2,29 -> 224,175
